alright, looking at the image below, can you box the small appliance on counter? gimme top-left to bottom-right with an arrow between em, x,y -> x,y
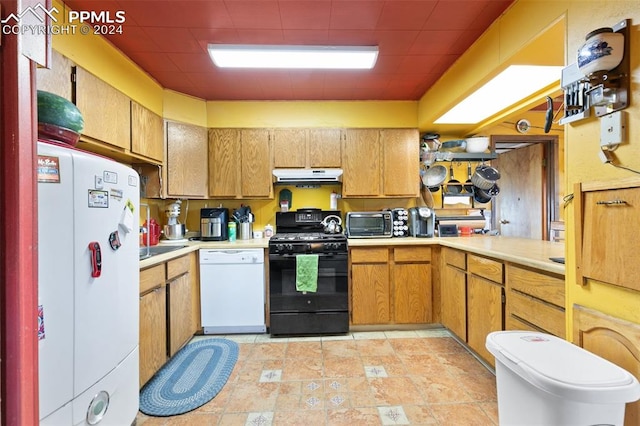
408,207 -> 435,238
200,207 -> 229,241
164,200 -> 186,240
391,208 -> 409,237
345,211 -> 393,238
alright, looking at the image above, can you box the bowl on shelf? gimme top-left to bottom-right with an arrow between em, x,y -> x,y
441,139 -> 467,152
465,137 -> 489,153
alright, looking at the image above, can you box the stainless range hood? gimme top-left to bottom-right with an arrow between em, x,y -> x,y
273,168 -> 343,185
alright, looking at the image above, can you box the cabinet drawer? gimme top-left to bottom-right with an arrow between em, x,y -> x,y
442,247 -> 465,269
140,264 -> 165,294
506,264 -> 564,308
468,254 -> 503,283
508,291 -> 565,338
350,248 -> 388,263
394,246 -> 431,263
166,255 -> 190,280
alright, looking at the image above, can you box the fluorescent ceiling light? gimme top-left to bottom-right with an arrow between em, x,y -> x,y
434,65 -> 562,124
208,44 -> 378,69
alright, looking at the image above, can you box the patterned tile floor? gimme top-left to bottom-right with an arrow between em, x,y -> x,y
136,329 -> 498,425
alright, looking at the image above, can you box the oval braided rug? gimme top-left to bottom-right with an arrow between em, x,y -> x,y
139,338 -> 238,416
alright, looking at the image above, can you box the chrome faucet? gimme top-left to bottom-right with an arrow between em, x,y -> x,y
140,203 -> 150,259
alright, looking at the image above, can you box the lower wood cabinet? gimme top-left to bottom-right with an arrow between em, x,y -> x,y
441,248 -> 467,339
505,264 -> 565,337
467,274 -> 503,366
139,252 -> 196,387
350,246 -> 431,325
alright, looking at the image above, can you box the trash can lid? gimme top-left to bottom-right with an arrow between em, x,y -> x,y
486,331 -> 640,404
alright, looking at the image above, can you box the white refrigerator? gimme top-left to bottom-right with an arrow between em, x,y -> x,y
37,140 -> 139,425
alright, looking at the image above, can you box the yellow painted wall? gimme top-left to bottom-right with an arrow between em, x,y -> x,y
206,101 -> 417,128
562,3 -> 640,334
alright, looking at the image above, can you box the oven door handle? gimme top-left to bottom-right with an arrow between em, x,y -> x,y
269,253 -> 347,261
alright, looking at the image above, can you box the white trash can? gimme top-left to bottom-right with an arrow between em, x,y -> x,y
486,331 -> 640,426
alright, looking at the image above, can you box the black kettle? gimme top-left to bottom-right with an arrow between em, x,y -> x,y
321,215 -> 342,234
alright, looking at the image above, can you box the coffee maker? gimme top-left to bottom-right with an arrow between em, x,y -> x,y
200,208 -> 229,241
408,207 -> 435,238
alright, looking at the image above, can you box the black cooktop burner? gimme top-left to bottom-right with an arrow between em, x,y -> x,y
270,232 -> 346,242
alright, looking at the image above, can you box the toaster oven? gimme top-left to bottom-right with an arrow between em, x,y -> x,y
345,211 -> 393,238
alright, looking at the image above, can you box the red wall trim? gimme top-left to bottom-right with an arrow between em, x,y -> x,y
1,11 -> 40,426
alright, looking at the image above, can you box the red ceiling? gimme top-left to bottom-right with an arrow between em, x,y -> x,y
62,0 -> 515,101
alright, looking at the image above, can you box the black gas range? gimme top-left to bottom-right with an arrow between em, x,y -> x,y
268,209 -> 348,336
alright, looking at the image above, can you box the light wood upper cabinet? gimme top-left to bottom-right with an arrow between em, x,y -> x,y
342,129 -> 381,197
131,102 -> 164,163
272,128 -> 343,169
74,66 -> 131,150
309,128 -> 342,168
240,129 -> 272,198
166,121 -> 208,198
342,128 -> 419,198
273,128 -> 306,168
209,128 -> 273,199
36,50 -> 73,100
381,128 -> 419,197
209,129 -> 241,197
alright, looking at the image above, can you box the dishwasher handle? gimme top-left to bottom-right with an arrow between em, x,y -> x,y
199,249 -> 264,264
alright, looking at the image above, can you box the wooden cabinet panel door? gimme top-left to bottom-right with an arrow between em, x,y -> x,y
36,50 -> 73,100
342,129 -> 380,197
441,265 -> 466,340
74,67 -> 131,149
131,102 -> 164,162
166,122 -> 208,197
209,129 -> 240,197
351,264 -> 390,324
168,274 -> 193,356
273,128 -> 306,168
467,275 -> 503,366
309,128 -> 342,168
240,129 -> 272,197
139,287 -> 167,387
381,129 -> 419,197
394,263 -> 431,323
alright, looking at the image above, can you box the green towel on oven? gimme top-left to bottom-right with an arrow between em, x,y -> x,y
296,254 -> 319,293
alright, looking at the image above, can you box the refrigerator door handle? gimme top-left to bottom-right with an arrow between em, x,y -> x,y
88,242 -> 102,278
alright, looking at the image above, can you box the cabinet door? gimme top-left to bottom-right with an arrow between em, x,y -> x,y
240,129 -> 272,198
166,122 -> 208,198
36,50 -> 73,100
441,264 -> 467,339
342,129 -> 380,197
139,287 -> 167,387
381,129 -> 419,197
168,274 -> 193,356
309,128 -> 342,168
273,128 -> 306,168
131,102 -> 164,162
394,263 -> 431,323
74,67 -> 130,149
351,264 -> 390,324
467,274 -> 503,366
209,128 -> 240,197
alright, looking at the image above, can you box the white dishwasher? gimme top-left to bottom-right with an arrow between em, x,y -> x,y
199,249 -> 266,334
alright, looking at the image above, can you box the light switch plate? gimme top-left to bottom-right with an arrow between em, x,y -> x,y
600,111 -> 625,150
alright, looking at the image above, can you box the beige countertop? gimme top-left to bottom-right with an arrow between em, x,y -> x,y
141,235 -> 565,275
347,235 -> 565,275
139,238 -> 270,269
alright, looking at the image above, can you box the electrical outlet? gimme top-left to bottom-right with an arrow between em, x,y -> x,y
600,111 -> 626,150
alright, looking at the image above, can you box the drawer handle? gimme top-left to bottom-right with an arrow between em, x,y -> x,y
596,199 -> 628,206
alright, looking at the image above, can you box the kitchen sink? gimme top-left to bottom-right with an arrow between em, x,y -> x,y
139,245 -> 188,260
